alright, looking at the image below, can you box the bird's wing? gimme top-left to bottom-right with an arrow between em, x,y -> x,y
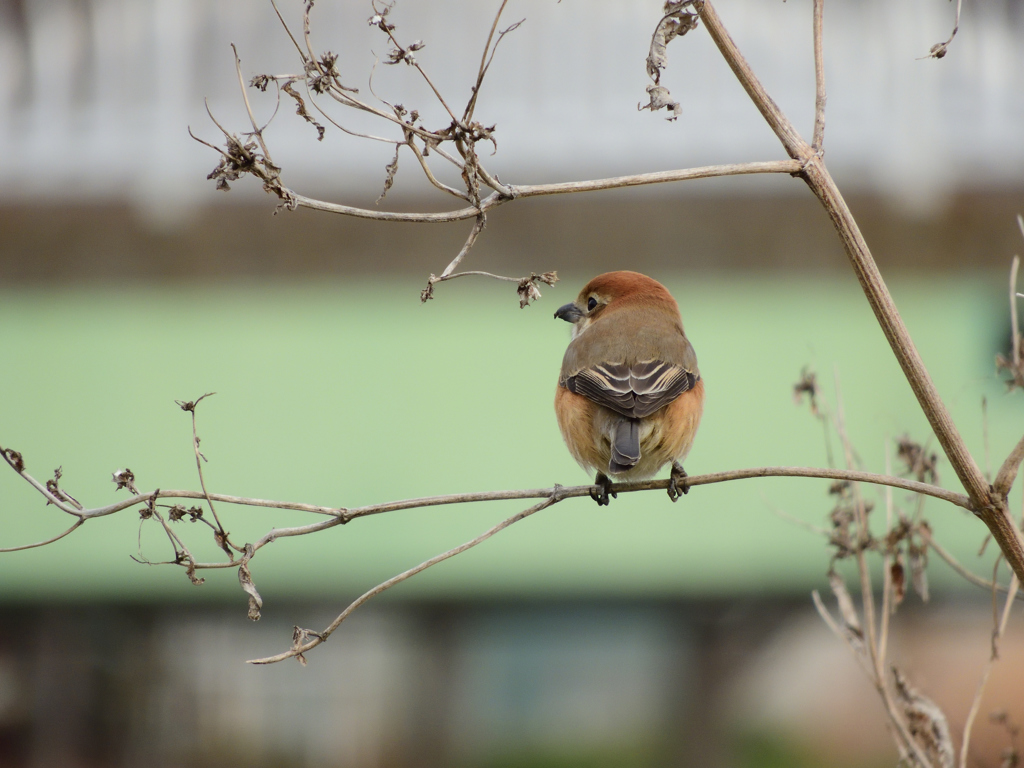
564,360 -> 699,419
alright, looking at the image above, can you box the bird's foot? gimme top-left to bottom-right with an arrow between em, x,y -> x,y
668,462 -> 689,502
590,473 -> 617,507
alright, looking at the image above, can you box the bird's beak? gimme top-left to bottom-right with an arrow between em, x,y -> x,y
554,302 -> 584,324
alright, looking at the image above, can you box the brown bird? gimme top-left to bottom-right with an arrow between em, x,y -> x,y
553,271 -> 704,505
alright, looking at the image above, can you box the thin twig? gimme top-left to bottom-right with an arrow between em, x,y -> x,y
833,369 -> 881,679
248,495 -> 559,664
440,214 -> 486,278
231,44 -> 274,164
922,0 -> 962,60
879,440 -> 894,664
960,574 -> 1020,768
306,88 -> 403,146
179,394 -> 239,556
464,0 -> 510,124
270,0 -> 307,62
918,519 -> 1017,598
1011,255 -> 1020,371
372,1 -> 461,125
812,589 -> 875,678
994,432 -> 1024,498
406,138 -> 471,200
983,397 -> 991,483
0,519 -> 84,553
762,494 -> 829,536
994,256 -> 1024,495
283,160 -> 801,222
811,0 -> 826,150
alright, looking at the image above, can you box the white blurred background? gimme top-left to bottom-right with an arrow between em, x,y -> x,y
1,0 -> 1021,217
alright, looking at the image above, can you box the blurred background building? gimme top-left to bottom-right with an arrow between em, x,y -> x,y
1,0 -> 1024,766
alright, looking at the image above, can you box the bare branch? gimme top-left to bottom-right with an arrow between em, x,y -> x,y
306,87 -> 402,146
1,447 -> 82,516
918,515 -> 1019,597
922,0 -> 962,60
441,214 -> 485,276
994,432 -> 1024,498
833,370 -> 882,678
464,0 -> 511,124
232,44 -> 274,163
879,440 -> 894,664
406,138 -> 471,200
1,454 -> 975,555
811,0 -> 826,150
370,1 -> 460,124
281,160 -> 801,222
421,270 -> 558,307
174,394 -> 238,559
248,495 -> 559,664
270,0 -> 307,62
697,0 -> 1024,583
1011,255 -> 1020,371
0,519 -> 84,553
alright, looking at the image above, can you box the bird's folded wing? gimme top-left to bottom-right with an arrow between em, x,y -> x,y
564,360 -> 699,419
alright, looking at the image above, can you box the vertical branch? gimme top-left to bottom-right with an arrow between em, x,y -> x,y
833,370 -> 881,676
878,439 -> 894,664
464,0 -> 510,123
811,0 -> 826,150
695,0 -> 1024,589
1011,255 -> 1021,371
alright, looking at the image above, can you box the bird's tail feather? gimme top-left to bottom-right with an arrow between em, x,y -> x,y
609,418 -> 641,475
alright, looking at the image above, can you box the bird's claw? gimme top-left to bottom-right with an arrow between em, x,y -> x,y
590,473 -> 616,507
668,462 -> 689,502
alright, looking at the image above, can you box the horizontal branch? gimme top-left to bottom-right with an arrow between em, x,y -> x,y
511,161 -> 801,197
283,160 -> 801,222
82,490 -> 341,521
2,458 -> 972,555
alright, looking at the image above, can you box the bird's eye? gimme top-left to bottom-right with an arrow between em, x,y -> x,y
587,297 -> 598,311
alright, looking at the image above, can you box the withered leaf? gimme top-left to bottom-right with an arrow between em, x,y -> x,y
639,85 -> 682,121
891,557 -> 906,608
185,561 -> 205,586
112,468 -> 138,494
646,4 -> 699,84
282,81 -> 325,141
1,448 -> 25,472
793,367 -> 820,415
517,272 -> 558,308
238,563 -> 263,621
377,145 -> 400,203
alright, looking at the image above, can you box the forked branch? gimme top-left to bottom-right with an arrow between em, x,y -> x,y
696,0 -> 1024,582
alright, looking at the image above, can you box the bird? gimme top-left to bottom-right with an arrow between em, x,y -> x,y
553,271 -> 704,505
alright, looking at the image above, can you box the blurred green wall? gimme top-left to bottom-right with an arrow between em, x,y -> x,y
0,272 -> 1018,602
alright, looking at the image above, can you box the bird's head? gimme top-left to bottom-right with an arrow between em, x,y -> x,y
554,271 -> 677,338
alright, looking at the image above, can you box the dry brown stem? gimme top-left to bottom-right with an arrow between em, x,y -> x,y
281,160 -> 801,223
695,0 -> 1024,583
811,0 -> 826,150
